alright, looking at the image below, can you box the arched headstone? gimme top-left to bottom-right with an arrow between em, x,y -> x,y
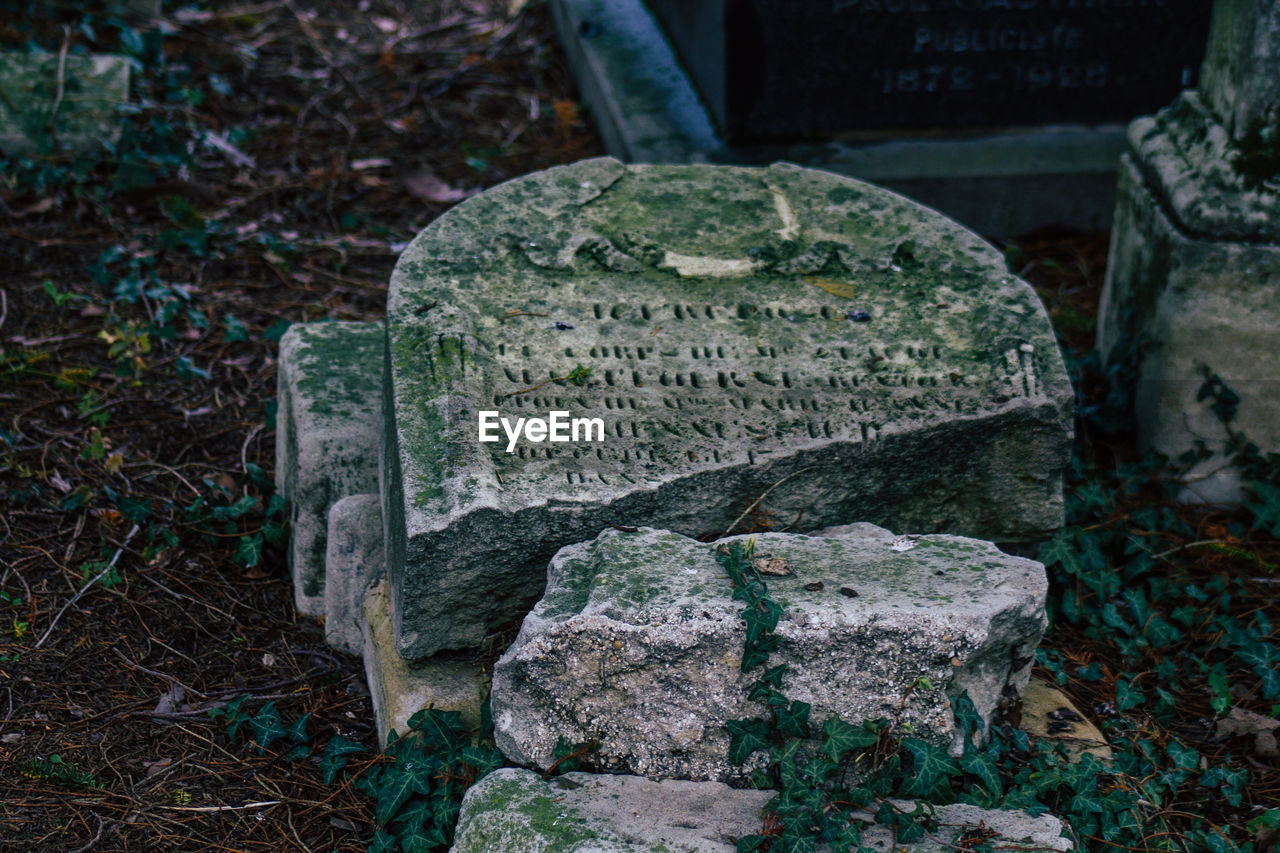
382,158 -> 1072,658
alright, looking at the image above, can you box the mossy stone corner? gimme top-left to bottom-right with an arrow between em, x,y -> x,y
275,321 -> 384,616
491,524 -> 1048,783
0,52 -> 130,155
385,156 -> 1072,659
451,768 -> 1073,853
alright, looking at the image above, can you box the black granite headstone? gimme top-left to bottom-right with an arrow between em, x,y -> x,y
646,0 -> 1212,143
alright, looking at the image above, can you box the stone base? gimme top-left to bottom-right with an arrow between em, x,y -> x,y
275,322 -> 383,616
1098,99 -> 1280,504
451,768 -> 1073,853
361,579 -> 488,746
549,0 -> 1125,237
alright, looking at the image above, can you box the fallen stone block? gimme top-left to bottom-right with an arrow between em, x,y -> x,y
361,579 -> 486,746
449,768 -> 1072,853
275,321 -> 383,616
384,156 -> 1072,658
491,524 -> 1047,783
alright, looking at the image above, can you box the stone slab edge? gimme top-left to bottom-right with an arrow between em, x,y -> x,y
361,578 -> 487,746
324,494 -> 385,656
450,768 -> 1073,853
549,0 -> 1126,235
275,321 -> 383,616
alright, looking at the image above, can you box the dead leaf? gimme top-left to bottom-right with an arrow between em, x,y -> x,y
144,757 -> 173,777
1217,706 -> 1280,759
243,565 -> 270,580
752,556 -> 793,577
8,197 -> 56,218
404,168 -> 474,203
553,99 -> 580,129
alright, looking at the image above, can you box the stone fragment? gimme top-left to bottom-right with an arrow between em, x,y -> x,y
385,156 -> 1072,657
324,494 -> 384,656
449,768 -> 1073,853
1019,678 -> 1112,764
0,52 -> 130,155
361,579 -> 487,746
491,524 -> 1047,783
276,321 -> 383,616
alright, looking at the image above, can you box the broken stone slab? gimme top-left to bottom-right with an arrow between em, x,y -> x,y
361,579 -> 487,746
449,768 -> 1073,853
0,52 -> 130,155
275,321 -> 383,616
491,524 -> 1047,783
324,494 -> 384,656
384,156 -> 1072,658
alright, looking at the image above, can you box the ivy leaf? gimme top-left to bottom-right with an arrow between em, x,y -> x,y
897,737 -> 960,801
951,694 -> 985,746
960,749 -> 1002,802
776,700 -> 811,739
727,718 -> 772,765
772,833 -> 817,853
319,735 -> 365,785
249,701 -> 286,753
366,830 -> 397,853
375,760 -> 434,825
821,716 -> 879,761
459,744 -> 503,780
1115,678 -> 1145,712
235,532 -> 264,568
285,712 -> 310,744
407,707 -> 463,753
736,836 -> 770,853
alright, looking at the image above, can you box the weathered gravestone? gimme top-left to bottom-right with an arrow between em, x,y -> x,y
491,524 -> 1048,783
382,157 -> 1073,659
1098,0 -> 1280,503
549,0 -> 1210,234
0,52 -> 130,155
450,769 -> 1073,853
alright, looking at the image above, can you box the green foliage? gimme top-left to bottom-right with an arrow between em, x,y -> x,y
19,754 -> 101,789
350,709 -> 502,853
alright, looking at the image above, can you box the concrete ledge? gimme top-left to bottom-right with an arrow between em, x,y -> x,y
550,0 -> 1126,236
275,321 -> 383,616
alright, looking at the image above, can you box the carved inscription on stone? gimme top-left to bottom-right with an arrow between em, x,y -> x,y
383,158 -> 1071,658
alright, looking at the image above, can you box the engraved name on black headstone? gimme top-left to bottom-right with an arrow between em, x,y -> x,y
645,0 -> 1212,142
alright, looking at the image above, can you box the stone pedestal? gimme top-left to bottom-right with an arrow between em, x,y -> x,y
1098,0 -> 1280,503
